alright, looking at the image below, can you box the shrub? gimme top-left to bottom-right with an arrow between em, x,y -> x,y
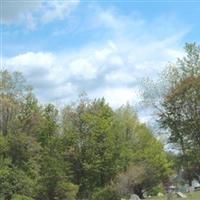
12,194 -> 33,200
148,185 -> 165,196
55,181 -> 79,200
92,187 -> 120,200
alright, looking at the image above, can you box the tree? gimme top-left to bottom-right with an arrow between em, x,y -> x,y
62,97 -> 118,199
18,93 -> 42,136
0,70 -> 42,137
0,71 -> 41,200
160,75 -> 200,184
112,165 -> 145,197
142,43 -> 200,185
0,70 -> 32,136
38,103 -> 59,146
0,165 -> 36,200
113,105 -> 172,198
0,70 -> 77,200
1,70 -> 173,199
36,133 -> 78,200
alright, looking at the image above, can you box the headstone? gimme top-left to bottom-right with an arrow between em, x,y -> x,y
169,185 -> 176,189
176,192 -> 187,198
189,186 -> 194,193
157,192 -> 164,197
143,192 -> 147,198
129,194 -> 141,200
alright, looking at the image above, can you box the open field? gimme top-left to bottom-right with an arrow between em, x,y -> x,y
149,190 -> 200,200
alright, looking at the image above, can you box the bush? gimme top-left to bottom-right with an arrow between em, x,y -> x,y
148,185 -> 165,196
55,181 -> 79,200
112,165 -> 145,196
0,166 -> 35,199
92,187 -> 120,200
12,194 -> 33,200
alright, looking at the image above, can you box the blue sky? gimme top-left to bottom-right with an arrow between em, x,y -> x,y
3,1 -> 200,56
2,0 -> 200,122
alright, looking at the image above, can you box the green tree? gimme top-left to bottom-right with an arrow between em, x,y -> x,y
0,70 -> 173,199
38,103 -> 59,146
0,71 -> 41,199
142,43 -> 200,184
36,135 -> 77,200
62,97 -> 118,198
0,70 -> 32,136
160,75 -> 200,184
0,165 -> 35,200
112,105 -> 172,197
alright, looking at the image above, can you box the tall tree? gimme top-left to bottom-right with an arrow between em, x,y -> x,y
142,43 -> 200,184
112,105 -> 172,197
62,97 -> 117,199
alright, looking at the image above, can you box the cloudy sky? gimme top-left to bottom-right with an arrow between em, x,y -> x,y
2,0 -> 200,119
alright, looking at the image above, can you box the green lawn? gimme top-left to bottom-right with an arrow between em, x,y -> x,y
149,190 -> 200,200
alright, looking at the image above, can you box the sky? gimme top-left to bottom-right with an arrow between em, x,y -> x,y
1,0 -> 200,122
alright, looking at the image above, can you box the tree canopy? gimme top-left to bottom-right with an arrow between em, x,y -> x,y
142,43 -> 200,185
0,69 -> 171,200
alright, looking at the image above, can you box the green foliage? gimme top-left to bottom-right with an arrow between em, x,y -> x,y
37,177 -> 78,200
0,70 -> 33,136
159,43 -> 200,183
112,165 -> 145,196
7,133 -> 41,170
0,166 -> 35,199
0,70 -> 172,199
54,181 -> 79,200
39,104 -> 59,144
112,106 -> 172,193
11,195 -> 33,200
62,97 -> 119,198
142,43 -> 200,185
147,185 -> 165,196
92,187 -> 120,200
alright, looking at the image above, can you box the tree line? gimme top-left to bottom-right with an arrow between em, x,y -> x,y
0,70 -> 171,200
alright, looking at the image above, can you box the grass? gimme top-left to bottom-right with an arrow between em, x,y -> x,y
148,190 -> 200,200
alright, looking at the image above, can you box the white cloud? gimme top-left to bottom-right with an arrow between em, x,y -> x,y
68,58 -> 97,80
4,37 -> 183,107
1,0 -> 80,30
94,41 -> 118,61
164,49 -> 185,59
90,87 -> 140,108
4,8 -> 187,109
41,0 -> 79,23
105,70 -> 134,84
8,52 -> 55,68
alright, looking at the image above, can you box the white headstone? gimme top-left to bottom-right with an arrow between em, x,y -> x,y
157,192 -> 164,197
129,194 -> 141,200
176,192 -> 187,198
